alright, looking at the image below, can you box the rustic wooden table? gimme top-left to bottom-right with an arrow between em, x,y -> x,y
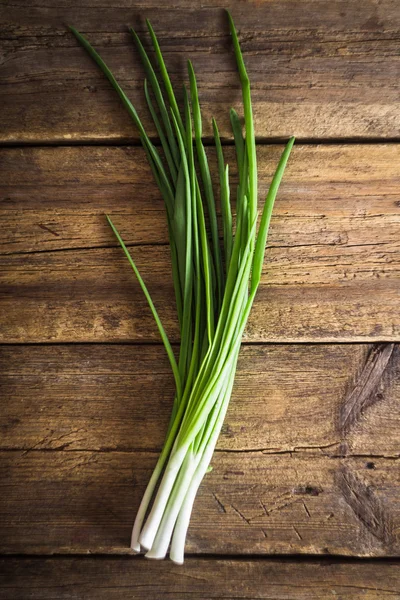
1,0 -> 400,597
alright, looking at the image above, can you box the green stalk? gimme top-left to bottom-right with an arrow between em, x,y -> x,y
212,118 -> 233,270
251,137 -> 295,291
69,27 -> 175,208
227,11 -> 257,228
131,28 -> 180,173
181,87 -> 203,402
146,19 -> 185,138
188,61 -> 224,309
170,109 -> 193,383
143,78 -> 178,186
230,108 -> 245,182
140,140 -> 183,328
106,217 -> 182,401
195,178 -> 215,342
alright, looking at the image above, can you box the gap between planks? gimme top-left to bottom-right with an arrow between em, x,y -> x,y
2,138 -> 400,149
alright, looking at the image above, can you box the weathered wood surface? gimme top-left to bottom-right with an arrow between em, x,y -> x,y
0,343 -> 399,556
1,0 -> 400,143
0,344 -> 399,457
1,451 -> 399,555
2,144 -> 400,254
1,144 -> 399,343
2,0 -> 400,579
1,557 -> 400,600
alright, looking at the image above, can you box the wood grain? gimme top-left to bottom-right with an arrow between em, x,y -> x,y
2,144 -> 400,254
1,341 -> 398,557
2,0 -> 400,583
1,0 -> 400,143
1,344 -> 399,457
1,450 -> 399,555
1,144 -> 399,343
1,557 -> 400,600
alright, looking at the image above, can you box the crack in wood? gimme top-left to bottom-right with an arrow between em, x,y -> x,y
48,427 -> 87,450
250,494 -> 301,520
302,501 -> 311,518
20,430 -> 55,456
340,343 -> 394,434
230,504 -> 251,525
212,493 -> 226,514
259,499 -> 269,516
337,465 -> 395,547
217,441 -> 342,455
37,223 -> 60,237
292,525 -> 303,541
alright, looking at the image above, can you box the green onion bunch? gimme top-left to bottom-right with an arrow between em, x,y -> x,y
70,11 -> 294,563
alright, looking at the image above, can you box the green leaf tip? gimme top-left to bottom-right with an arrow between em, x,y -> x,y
106,214 -> 182,401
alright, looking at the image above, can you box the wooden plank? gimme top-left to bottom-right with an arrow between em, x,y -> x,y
1,0 -> 400,143
1,344 -> 399,458
1,450 -> 399,555
1,145 -> 399,343
1,342 -> 398,556
2,144 -> 400,254
1,557 -> 400,600
1,247 -> 398,342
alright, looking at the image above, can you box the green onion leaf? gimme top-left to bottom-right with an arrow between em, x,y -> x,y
71,12 -> 294,564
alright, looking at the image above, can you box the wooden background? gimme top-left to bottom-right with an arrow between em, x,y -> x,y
1,0 -> 400,597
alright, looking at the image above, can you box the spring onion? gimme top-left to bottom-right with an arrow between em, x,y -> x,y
70,11 -> 294,563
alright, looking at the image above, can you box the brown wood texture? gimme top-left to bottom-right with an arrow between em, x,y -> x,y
1,451 -> 400,556
1,557 -> 400,600
1,144 -> 400,343
1,344 -> 399,457
2,0 -> 400,588
1,0 -> 400,143
0,344 -> 398,556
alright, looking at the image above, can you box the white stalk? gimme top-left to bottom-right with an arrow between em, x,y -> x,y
146,372 -> 230,559
145,450 -> 198,559
170,347 -> 239,563
130,399 -> 188,551
130,459 -> 164,552
144,362 -> 234,559
143,375 -> 228,556
169,445 -> 215,564
139,441 -> 189,550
